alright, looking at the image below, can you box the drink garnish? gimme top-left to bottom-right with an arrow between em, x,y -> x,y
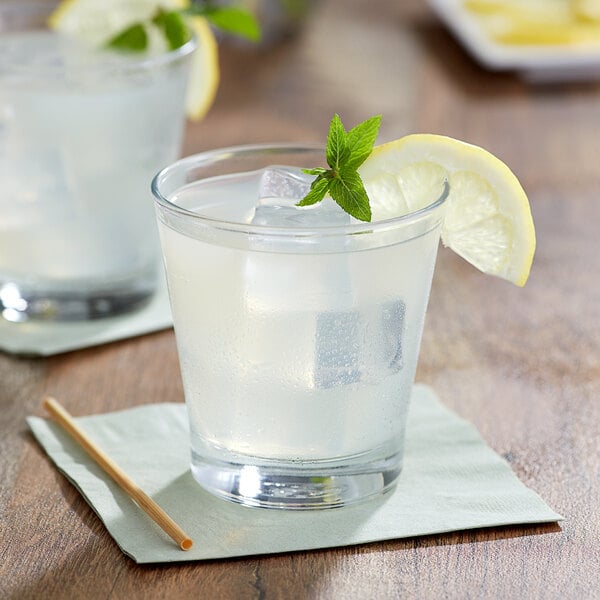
302,113 -> 536,285
48,1 -> 259,121
298,114 -> 381,222
107,2 -> 261,52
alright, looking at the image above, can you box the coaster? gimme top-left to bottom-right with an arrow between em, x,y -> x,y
0,275 -> 172,356
27,385 -> 563,564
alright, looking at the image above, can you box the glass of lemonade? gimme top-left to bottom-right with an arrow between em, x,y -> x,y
152,144 -> 449,509
0,2 -> 196,322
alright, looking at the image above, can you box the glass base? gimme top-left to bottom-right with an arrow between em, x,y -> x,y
0,278 -> 155,322
191,451 -> 402,510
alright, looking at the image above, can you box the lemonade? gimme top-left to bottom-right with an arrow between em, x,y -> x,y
153,145 -> 449,508
0,4 -> 195,321
153,110 -> 535,509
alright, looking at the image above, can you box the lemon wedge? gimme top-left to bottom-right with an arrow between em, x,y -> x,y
48,0 -> 219,121
358,135 -> 536,286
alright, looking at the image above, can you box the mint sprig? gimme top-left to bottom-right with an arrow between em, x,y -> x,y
106,1 -> 261,53
298,114 -> 381,222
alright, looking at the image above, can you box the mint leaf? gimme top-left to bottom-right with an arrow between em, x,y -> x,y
345,115 -> 382,169
202,7 -> 261,42
153,10 -> 190,50
185,3 -> 261,42
106,23 -> 148,52
302,167 -> 328,176
298,114 -> 382,222
297,177 -> 330,206
326,114 -> 349,171
329,171 -> 372,222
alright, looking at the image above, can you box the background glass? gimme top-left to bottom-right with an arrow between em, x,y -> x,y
153,144 -> 449,510
0,2 -> 195,322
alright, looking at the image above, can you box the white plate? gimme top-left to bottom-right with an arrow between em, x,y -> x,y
428,0 -> 600,82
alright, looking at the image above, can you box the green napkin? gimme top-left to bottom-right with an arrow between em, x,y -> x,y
0,274 -> 172,356
27,385 -> 562,564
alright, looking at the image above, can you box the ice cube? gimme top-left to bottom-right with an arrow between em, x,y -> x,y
257,166 -> 314,203
253,165 -> 351,228
249,167 -> 405,393
314,300 -> 405,389
251,198 -> 350,228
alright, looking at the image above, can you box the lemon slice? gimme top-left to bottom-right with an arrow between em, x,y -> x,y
572,0 -> 600,22
358,135 -> 536,286
464,0 -> 600,46
185,16 -> 219,121
464,0 -> 567,20
48,0 -> 219,121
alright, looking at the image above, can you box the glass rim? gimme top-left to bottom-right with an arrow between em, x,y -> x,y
0,1 -> 197,76
152,143 -> 450,238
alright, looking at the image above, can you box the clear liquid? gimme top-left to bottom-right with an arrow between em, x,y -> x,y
159,174 -> 441,467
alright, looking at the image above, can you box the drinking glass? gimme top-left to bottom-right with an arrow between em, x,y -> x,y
0,2 -> 196,322
152,144 -> 449,509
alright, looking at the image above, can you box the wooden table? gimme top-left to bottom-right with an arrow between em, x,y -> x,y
2,1 -> 599,598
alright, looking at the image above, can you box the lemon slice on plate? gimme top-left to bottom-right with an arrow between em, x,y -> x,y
572,0 -> 600,22
359,135 -> 536,286
463,0 -> 600,46
48,0 -> 219,120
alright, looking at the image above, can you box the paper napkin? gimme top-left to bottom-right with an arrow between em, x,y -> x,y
27,385 -> 562,564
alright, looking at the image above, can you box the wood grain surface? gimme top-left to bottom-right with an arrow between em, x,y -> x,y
1,1 -> 599,598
